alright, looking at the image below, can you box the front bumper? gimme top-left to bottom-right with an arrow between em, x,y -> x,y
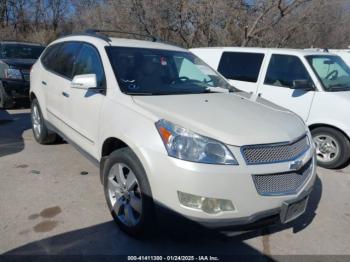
194,186 -> 312,229
2,79 -> 30,99
140,144 -> 316,229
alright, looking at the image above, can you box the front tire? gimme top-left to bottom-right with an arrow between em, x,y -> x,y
31,98 -> 58,144
102,148 -> 155,237
312,127 -> 350,169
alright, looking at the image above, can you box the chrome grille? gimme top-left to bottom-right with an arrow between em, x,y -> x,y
241,135 -> 309,165
252,159 -> 313,196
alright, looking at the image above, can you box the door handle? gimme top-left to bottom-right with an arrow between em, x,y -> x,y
62,92 -> 69,98
42,81 -> 47,86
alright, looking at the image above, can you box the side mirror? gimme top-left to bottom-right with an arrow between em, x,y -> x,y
71,74 -> 97,89
291,79 -> 314,91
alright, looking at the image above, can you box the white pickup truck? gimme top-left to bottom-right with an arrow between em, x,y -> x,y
191,47 -> 350,169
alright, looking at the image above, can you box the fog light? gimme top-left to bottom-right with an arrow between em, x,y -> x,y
177,191 -> 202,209
219,199 -> 235,211
178,191 -> 235,214
202,198 -> 221,214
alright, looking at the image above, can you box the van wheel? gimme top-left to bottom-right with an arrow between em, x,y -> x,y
0,82 -> 14,109
31,98 -> 57,144
103,148 -> 155,237
312,127 -> 350,169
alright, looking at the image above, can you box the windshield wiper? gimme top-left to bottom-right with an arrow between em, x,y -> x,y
328,83 -> 348,88
125,92 -> 155,96
327,84 -> 350,91
204,86 -> 235,93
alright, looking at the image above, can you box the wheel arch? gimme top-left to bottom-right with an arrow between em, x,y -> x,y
308,123 -> 350,142
101,137 -> 129,157
29,91 -> 48,119
30,91 -> 37,101
100,137 -> 132,184
99,136 -> 155,204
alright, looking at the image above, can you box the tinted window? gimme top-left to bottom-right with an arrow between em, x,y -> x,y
0,44 -> 45,59
265,54 -> 312,88
218,52 -> 264,82
41,44 -> 62,70
54,42 -> 82,78
73,44 -> 105,88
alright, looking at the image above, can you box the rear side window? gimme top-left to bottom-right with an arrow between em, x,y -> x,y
73,44 -> 105,88
41,44 -> 62,70
264,54 -> 312,88
54,42 -> 82,78
217,52 -> 264,82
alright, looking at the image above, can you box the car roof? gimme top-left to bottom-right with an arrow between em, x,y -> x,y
53,34 -> 187,52
108,37 -> 186,51
191,47 -> 338,57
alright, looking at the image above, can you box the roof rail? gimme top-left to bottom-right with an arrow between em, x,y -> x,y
84,29 -> 159,42
58,32 -> 111,43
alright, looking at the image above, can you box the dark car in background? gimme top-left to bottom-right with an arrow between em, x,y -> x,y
0,41 -> 45,109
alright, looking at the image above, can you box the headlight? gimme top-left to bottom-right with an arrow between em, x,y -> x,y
5,68 -> 23,80
155,119 -> 238,165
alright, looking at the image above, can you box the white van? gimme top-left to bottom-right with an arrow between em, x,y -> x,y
306,48 -> 350,67
191,47 -> 350,169
330,50 -> 350,67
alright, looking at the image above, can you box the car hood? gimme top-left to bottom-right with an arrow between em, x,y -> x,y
1,58 -> 36,69
132,92 -> 307,146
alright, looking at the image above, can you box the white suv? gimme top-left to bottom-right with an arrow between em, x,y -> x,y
30,31 -> 316,236
192,47 -> 350,169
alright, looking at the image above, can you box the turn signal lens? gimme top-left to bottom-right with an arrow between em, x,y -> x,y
158,126 -> 172,144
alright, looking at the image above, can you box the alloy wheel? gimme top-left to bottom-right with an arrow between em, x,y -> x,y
107,163 -> 142,227
31,104 -> 42,138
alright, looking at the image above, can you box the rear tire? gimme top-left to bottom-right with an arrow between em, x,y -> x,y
31,98 -> 58,144
0,82 -> 14,109
311,127 -> 350,169
102,148 -> 155,237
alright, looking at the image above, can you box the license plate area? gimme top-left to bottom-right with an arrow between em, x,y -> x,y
280,195 -> 308,223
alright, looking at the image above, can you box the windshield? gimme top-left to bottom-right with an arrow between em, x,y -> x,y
306,55 -> 350,91
0,44 -> 45,59
106,47 -> 233,95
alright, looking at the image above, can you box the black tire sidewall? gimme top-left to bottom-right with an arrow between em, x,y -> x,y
102,148 -> 155,236
312,127 -> 350,169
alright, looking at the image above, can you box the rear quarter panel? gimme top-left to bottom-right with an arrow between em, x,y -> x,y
30,60 -> 48,119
